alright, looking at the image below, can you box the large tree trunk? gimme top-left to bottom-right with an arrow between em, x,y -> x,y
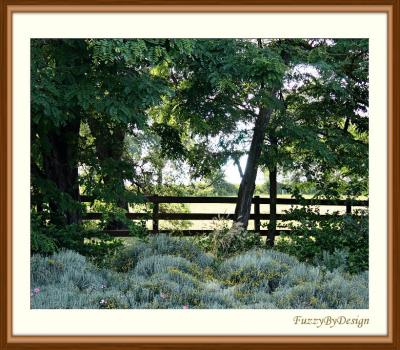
88,119 -> 128,229
42,118 -> 81,226
234,106 -> 274,228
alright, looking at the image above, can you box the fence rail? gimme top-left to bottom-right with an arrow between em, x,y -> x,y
81,195 -> 368,206
81,195 -> 368,237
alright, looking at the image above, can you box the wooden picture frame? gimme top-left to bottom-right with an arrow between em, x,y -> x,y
0,1 -> 398,349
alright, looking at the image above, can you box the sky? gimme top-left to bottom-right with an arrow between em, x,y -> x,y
223,155 -> 265,185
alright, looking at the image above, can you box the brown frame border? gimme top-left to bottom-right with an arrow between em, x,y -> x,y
0,1 -> 398,349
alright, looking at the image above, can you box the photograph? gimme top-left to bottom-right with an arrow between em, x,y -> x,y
30,38 -> 370,310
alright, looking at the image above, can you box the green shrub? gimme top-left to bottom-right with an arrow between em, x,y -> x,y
31,250 -> 86,286
90,201 -> 148,238
134,255 -> 195,278
31,214 -> 58,255
196,221 -> 261,258
272,282 -> 320,309
112,234 -> 213,272
316,270 -> 369,309
145,234 -> 214,268
198,282 -> 237,308
31,250 -> 105,289
279,263 -> 322,288
31,239 -> 369,309
111,241 -> 149,272
31,284 -> 130,309
31,212 -> 124,267
219,249 -> 292,292
313,249 -> 349,272
31,254 -> 66,286
275,207 -> 368,273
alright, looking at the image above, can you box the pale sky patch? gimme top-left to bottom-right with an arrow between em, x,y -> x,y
223,155 -> 265,185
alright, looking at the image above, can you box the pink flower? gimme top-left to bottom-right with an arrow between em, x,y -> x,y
183,304 -> 189,309
160,292 -> 167,299
33,288 -> 40,294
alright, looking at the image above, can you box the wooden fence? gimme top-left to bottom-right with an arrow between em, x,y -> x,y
81,195 -> 368,237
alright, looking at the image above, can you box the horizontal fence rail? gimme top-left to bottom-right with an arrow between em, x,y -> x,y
80,195 -> 368,206
80,195 -> 368,237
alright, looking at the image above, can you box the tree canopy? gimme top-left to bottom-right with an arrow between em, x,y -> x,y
31,38 -> 368,251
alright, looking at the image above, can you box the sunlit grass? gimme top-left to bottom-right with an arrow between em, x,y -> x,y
86,194 -> 367,232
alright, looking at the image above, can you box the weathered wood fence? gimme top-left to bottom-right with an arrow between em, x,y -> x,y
81,195 -> 368,237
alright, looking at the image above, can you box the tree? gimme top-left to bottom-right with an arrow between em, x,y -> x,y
32,40 -> 90,226
267,39 -> 368,200
258,39 -> 368,245
165,38 -> 368,234
79,39 -> 176,229
31,39 -> 176,226
163,39 -> 286,226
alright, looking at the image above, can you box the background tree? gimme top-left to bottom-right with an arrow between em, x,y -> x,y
259,39 -> 368,245
163,39 -> 287,227
264,39 -> 368,198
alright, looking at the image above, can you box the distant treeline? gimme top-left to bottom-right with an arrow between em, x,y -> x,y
181,178 -> 316,197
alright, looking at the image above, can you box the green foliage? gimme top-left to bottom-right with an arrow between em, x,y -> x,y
314,270 -> 369,309
112,234 -> 214,272
313,249 -> 350,272
31,38 -> 179,231
219,249 -> 296,293
111,241 -> 149,273
31,213 -> 83,254
80,234 -> 124,269
275,207 -> 369,273
196,221 -> 261,258
266,39 -> 369,199
196,178 -> 238,197
31,250 -> 97,287
31,212 -> 124,268
31,237 -> 368,309
144,234 -> 214,267
134,255 -> 195,278
211,179 -> 238,196
31,214 -> 58,255
279,262 -> 321,288
89,200 -> 148,238
152,123 -> 187,160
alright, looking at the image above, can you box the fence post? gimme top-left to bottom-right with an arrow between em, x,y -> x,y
254,195 -> 261,233
152,195 -> 159,234
268,164 -> 277,247
346,200 -> 352,214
